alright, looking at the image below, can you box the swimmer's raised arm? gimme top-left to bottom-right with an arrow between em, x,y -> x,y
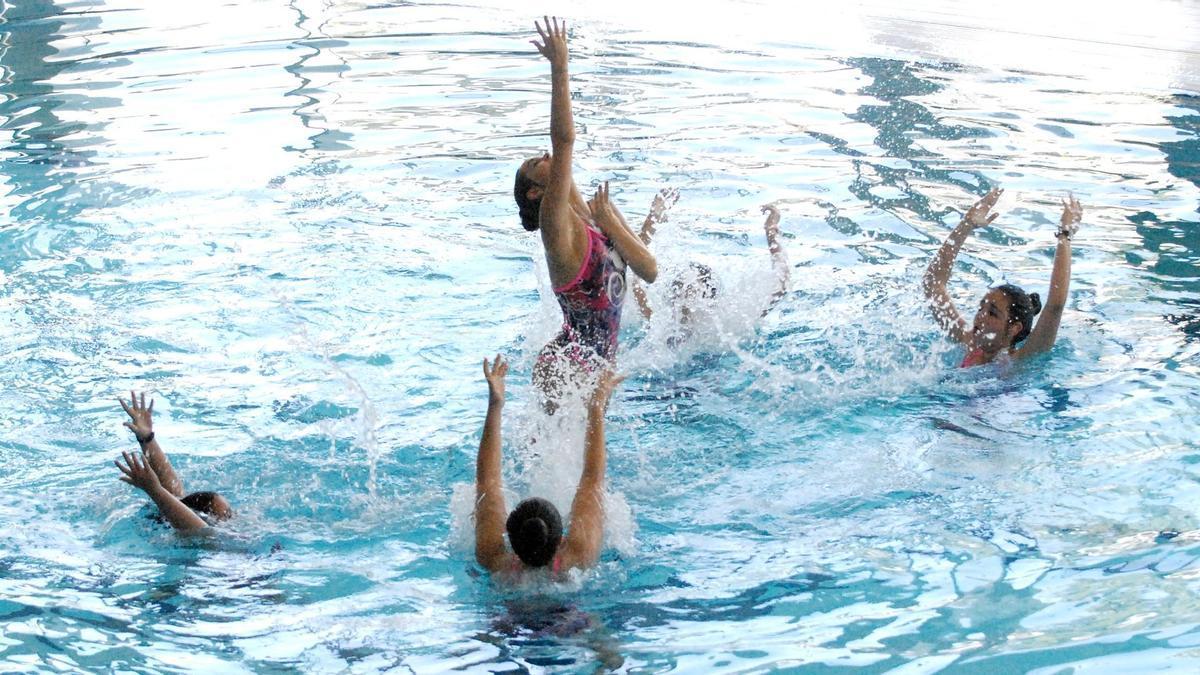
590,182 -> 658,282
1015,195 -> 1081,359
631,188 -> 679,319
532,17 -> 582,284
119,391 -> 183,498
558,368 -> 625,572
475,355 -> 514,572
762,204 -> 790,316
923,188 -> 1002,344
115,450 -> 207,533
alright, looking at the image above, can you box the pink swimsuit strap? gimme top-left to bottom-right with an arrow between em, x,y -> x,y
960,347 -> 986,368
553,223 -> 600,294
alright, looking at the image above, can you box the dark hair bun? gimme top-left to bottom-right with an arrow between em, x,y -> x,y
522,517 -> 548,546
506,497 -> 563,568
1029,292 -> 1042,316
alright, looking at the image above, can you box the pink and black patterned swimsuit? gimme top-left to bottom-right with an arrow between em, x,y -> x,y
548,223 -> 627,362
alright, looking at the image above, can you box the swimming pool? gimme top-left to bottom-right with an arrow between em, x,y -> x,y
2,0 -> 1199,671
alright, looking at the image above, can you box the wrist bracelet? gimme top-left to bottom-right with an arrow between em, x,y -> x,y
137,432 -> 155,445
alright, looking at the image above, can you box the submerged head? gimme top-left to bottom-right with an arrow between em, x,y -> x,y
181,491 -> 234,522
669,263 -> 719,324
971,284 -> 1042,353
514,153 -> 551,232
506,497 -> 563,568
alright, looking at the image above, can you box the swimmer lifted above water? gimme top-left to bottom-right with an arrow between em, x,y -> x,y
513,17 -> 657,395
114,391 -> 233,533
632,192 -> 790,331
922,188 -> 1082,368
474,354 -> 624,579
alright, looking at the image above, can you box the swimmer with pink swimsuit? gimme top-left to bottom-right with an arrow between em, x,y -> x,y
513,18 -> 657,397
923,188 -> 1083,368
545,221 -> 628,365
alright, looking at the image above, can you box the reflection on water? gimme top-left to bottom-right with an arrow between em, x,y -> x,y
0,0 -> 101,226
2,0 -> 1200,671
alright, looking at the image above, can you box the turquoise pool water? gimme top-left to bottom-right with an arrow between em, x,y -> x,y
2,0 -> 1199,672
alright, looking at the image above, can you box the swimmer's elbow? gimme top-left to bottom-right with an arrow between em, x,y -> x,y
475,546 -> 503,572
639,260 -> 658,283
920,272 -> 937,297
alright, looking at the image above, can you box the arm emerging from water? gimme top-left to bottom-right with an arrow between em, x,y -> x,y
475,355 -> 513,572
1016,195 -> 1082,358
558,368 -> 625,572
761,204 -> 790,317
590,182 -> 658,283
922,188 -> 1002,344
116,450 -> 207,533
119,391 -> 183,498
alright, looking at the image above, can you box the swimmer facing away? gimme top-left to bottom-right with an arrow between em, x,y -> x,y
513,17 -> 657,397
632,190 -> 790,331
474,354 -> 624,579
922,188 -> 1082,367
114,391 -> 233,533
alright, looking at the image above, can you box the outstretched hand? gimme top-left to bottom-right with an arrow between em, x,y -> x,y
589,181 -> 617,225
532,16 -> 568,67
589,368 -> 627,411
483,354 -> 509,405
115,450 -> 163,494
589,181 -> 612,212
119,390 -> 154,443
1059,194 -> 1082,239
963,188 -> 1003,230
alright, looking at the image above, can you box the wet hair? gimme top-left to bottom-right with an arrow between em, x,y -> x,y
514,167 -> 541,232
670,263 -> 719,301
506,497 -> 563,568
181,491 -> 230,520
994,283 -> 1042,345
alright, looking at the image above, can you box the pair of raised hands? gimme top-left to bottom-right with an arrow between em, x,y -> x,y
963,188 -> 1083,238
114,391 -> 162,494
484,354 -> 624,410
